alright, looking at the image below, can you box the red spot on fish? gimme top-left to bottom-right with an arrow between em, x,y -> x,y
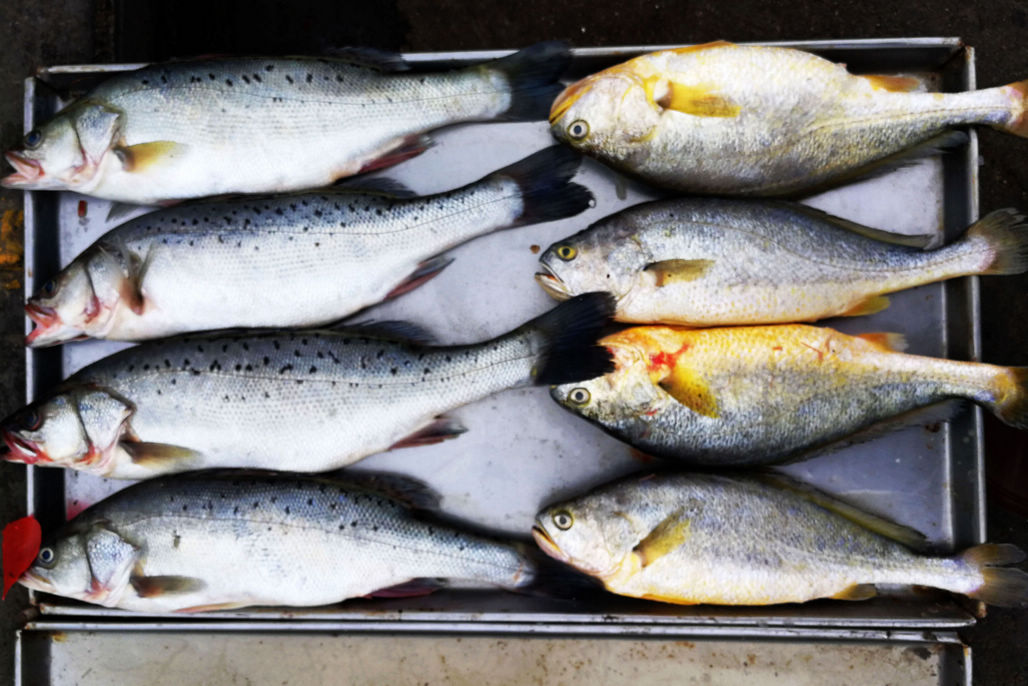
772,346 -> 783,352
2,515 -> 41,598
648,343 -> 690,372
77,200 -> 87,218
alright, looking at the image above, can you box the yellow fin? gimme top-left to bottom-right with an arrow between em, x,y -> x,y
644,258 -> 714,286
648,78 -> 740,117
856,332 -> 908,352
832,583 -> 878,601
116,141 -> 187,173
840,295 -> 891,317
668,40 -> 736,56
754,474 -> 928,550
639,592 -> 702,605
633,509 -> 691,567
122,441 -> 202,469
659,366 -> 719,418
863,74 -> 921,92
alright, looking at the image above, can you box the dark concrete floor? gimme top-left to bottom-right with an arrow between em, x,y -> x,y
1,1 -> 1026,684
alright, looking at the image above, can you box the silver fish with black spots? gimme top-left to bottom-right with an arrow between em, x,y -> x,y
26,146 -> 592,346
2,293 -> 615,478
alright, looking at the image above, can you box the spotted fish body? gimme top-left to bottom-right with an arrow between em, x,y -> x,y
537,200 -> 1028,325
3,43 -> 570,203
549,42 -> 1028,196
533,472 -> 1028,606
19,472 -> 535,612
24,146 -> 592,345
551,325 -> 1028,465
1,294 -> 615,478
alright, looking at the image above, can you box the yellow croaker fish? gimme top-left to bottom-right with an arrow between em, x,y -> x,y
549,41 -> 1028,195
551,324 -> 1028,465
537,200 -> 1028,325
533,472 -> 1028,606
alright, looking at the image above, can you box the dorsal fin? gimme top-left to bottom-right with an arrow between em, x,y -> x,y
331,319 -> 437,344
782,202 -> 937,249
754,473 -> 928,550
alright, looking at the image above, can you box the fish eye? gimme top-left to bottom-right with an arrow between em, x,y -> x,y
556,245 -> 577,261
37,547 -> 55,567
552,510 -> 574,530
40,279 -> 56,296
567,120 -> 589,140
23,129 -> 43,149
23,410 -> 40,430
568,388 -> 591,405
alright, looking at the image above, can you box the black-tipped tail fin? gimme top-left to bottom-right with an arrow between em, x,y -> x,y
491,146 -> 594,226
525,292 -> 616,385
489,41 -> 572,121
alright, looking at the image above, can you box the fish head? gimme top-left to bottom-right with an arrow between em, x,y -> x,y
549,60 -> 662,163
21,523 -> 139,606
537,219 -> 645,303
550,330 -> 665,428
533,491 -> 638,579
3,100 -> 122,192
1,388 -> 133,472
26,248 -> 129,347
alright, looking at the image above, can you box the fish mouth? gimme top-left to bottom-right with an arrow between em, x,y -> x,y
1,151 -> 43,188
534,266 -> 570,301
531,525 -> 568,563
14,568 -> 51,594
549,77 -> 594,124
2,430 -> 46,464
24,302 -> 81,347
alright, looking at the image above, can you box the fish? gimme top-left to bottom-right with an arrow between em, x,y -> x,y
536,200 -> 1028,325
12,470 -> 536,612
2,42 -> 570,203
550,324 -> 1028,466
532,472 -> 1028,606
549,41 -> 1028,196
1,292 -> 615,478
24,145 -> 593,346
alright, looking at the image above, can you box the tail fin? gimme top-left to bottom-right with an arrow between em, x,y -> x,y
987,366 -> 1028,429
963,208 -> 1028,275
962,543 -> 1028,607
1000,81 -> 1028,138
491,146 -> 594,226
524,292 -> 616,385
489,41 -> 572,121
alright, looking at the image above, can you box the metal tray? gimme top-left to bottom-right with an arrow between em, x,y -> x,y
16,623 -> 971,686
21,39 -> 986,629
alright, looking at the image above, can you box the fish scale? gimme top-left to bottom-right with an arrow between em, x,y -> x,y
25,145 -> 591,345
3,293 -> 616,478
18,472 -> 534,612
549,42 -> 1028,196
538,199 -> 1028,325
533,473 -> 1028,606
3,43 -> 571,202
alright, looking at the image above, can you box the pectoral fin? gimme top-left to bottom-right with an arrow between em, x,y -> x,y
633,509 -> 692,568
115,141 -> 187,173
856,332 -> 907,352
121,441 -> 202,470
647,78 -> 741,117
130,574 -> 206,598
644,259 -> 714,287
658,368 -> 719,418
